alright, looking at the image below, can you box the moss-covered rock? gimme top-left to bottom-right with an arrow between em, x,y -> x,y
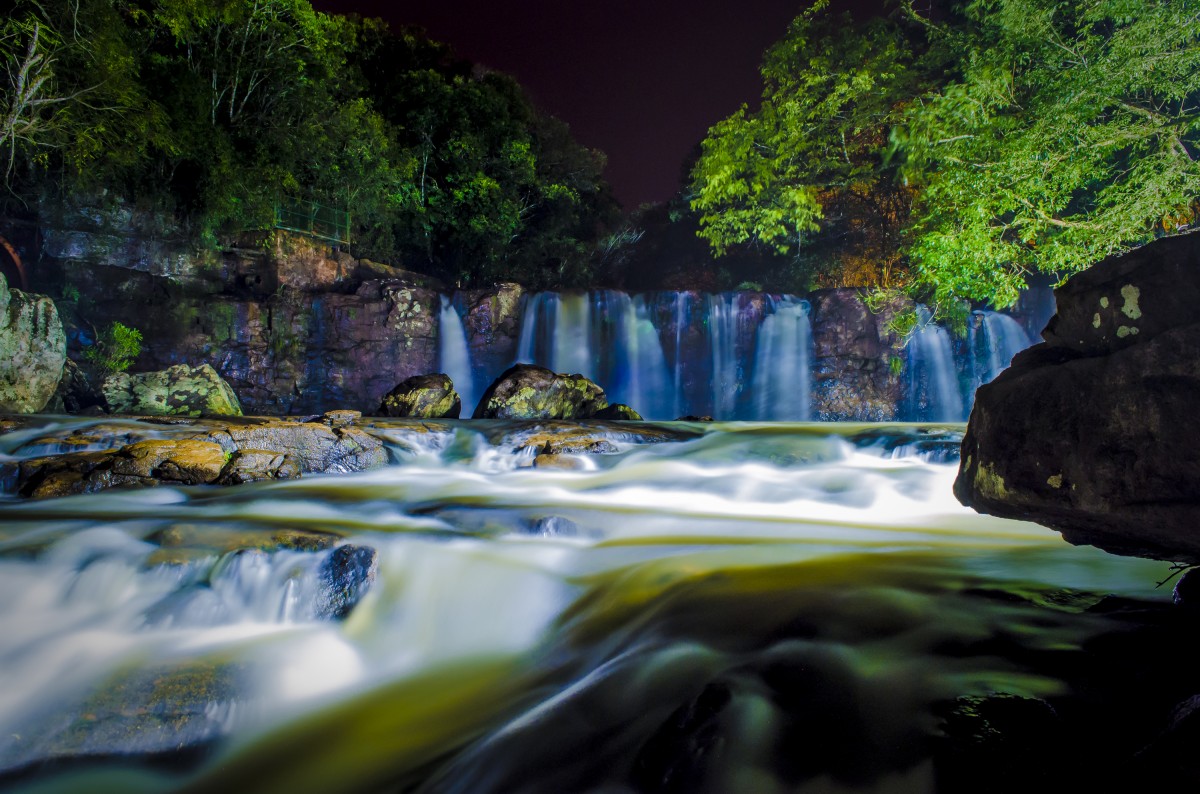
103,363 -> 242,417
593,403 -> 643,420
0,273 -> 66,413
378,373 -> 461,418
474,364 -> 608,420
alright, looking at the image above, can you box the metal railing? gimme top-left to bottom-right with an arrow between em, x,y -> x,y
273,199 -> 351,246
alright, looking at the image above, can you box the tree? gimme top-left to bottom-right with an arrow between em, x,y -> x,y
690,0 -> 1200,308
896,0 -> 1200,307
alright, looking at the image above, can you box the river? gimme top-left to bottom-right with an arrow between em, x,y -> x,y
0,420 -> 1178,792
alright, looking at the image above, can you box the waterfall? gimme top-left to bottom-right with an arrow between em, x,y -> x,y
907,306 -> 965,422
439,296 -> 476,415
608,294 -> 671,419
977,310 -> 1032,384
671,292 -> 689,419
751,296 -> 812,421
707,293 -> 741,420
553,293 -> 592,375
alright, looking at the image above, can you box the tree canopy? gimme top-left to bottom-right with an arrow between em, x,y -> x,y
1,0 -> 618,289
690,0 -> 1200,307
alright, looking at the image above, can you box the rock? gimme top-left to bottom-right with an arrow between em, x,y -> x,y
110,439 -> 228,483
1172,567 -> 1200,609
216,449 -> 302,484
808,289 -> 909,421
473,364 -> 608,420
103,363 -> 242,417
150,524 -> 339,555
933,695 -> 1064,792
0,661 -> 241,775
532,453 -> 586,470
593,403 -> 643,420
463,283 -> 524,380
315,545 -> 378,620
955,232 -> 1200,562
0,273 -> 66,413
378,373 -> 461,418
48,359 -> 102,414
198,419 -> 387,474
322,409 -> 361,428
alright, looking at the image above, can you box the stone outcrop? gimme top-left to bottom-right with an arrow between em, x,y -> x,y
808,289 -> 910,421
462,283 -> 524,383
103,363 -> 243,417
955,231 -> 1200,561
7,414 -> 387,498
378,373 -> 461,418
0,273 -> 66,413
474,364 -> 609,420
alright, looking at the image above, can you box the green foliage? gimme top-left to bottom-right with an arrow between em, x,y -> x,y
85,321 -> 142,375
2,0 -> 617,290
691,0 -> 1200,307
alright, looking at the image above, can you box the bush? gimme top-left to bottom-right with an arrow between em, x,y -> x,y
85,321 -> 142,376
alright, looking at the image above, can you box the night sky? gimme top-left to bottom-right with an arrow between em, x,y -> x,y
312,1 -> 886,209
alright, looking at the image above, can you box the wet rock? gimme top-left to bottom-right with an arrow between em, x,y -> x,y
533,453 -> 586,470
322,409 -> 361,428
956,231 -> 1200,562
315,544 -> 378,620
103,363 -> 242,417
462,283 -> 524,380
676,415 -> 714,422
473,364 -> 608,420
0,273 -> 66,413
593,403 -> 643,420
47,359 -> 102,414
150,524 -> 340,554
378,373 -> 461,418
0,661 -> 242,775
808,289 -> 909,421
215,449 -> 302,484
197,419 -> 386,474
110,439 -> 228,483
495,421 -> 693,455
527,516 -> 581,536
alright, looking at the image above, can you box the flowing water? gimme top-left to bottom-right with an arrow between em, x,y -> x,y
0,418 -> 1175,793
438,297 -> 475,416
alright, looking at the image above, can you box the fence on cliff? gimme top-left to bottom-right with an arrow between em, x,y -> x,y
273,199 -> 351,246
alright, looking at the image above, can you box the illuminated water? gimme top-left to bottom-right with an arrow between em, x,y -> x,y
0,420 -> 1174,792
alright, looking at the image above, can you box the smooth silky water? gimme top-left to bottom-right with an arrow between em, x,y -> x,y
0,420 -> 1172,792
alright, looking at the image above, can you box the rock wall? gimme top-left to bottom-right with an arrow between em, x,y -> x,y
809,289 -> 911,421
0,273 -> 66,413
955,231 -> 1200,562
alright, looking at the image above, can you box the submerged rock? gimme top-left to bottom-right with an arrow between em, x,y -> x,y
0,660 -> 242,776
473,364 -> 608,420
103,363 -> 242,417
315,544 -> 378,620
378,373 -> 461,418
956,231 -> 1200,561
0,273 -> 66,413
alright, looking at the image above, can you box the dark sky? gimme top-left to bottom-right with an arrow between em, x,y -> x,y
311,1 -> 886,208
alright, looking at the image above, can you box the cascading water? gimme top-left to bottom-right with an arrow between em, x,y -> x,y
439,296 -> 476,415
905,306 -> 966,422
706,293 -> 741,420
750,295 -> 812,421
0,416 -> 1175,792
975,310 -> 1033,385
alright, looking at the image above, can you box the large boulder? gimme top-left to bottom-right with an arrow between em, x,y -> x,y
955,231 -> 1200,561
378,373 -> 461,418
103,363 -> 243,417
473,364 -> 608,420
0,273 -> 66,413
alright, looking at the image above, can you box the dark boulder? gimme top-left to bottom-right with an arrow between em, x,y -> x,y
315,544 -> 378,620
473,364 -> 608,420
593,403 -> 643,420
378,373 -> 461,418
955,231 -> 1200,561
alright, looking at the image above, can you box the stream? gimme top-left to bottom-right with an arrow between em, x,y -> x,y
0,420 -> 1182,792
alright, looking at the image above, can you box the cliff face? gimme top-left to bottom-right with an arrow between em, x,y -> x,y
955,231 -> 1200,562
